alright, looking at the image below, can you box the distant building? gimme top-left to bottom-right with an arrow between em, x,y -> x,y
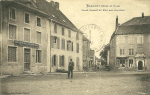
82,35 -> 91,70
89,49 -> 95,67
109,13 -> 150,71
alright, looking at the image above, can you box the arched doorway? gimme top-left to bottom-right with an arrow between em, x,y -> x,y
138,61 -> 143,70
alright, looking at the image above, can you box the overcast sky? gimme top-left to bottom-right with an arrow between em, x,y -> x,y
47,0 -> 150,58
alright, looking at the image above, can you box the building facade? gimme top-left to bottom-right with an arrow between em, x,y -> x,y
82,35 -> 91,71
0,0 -> 84,75
0,0 -> 50,75
109,13 -> 150,71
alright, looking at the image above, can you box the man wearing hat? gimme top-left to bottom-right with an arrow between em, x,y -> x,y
68,59 -> 74,78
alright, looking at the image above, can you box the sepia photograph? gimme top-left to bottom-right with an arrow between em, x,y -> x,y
0,0 -> 150,95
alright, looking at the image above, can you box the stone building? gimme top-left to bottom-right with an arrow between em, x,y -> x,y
0,0 -> 83,75
109,13 -> 150,71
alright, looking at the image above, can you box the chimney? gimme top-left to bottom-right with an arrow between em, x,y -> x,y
55,2 -> 59,10
142,12 -> 144,18
115,15 -> 118,30
50,0 -> 55,7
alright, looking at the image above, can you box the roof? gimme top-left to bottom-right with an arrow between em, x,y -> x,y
35,0 -> 78,31
115,16 -> 150,35
2,0 -> 79,32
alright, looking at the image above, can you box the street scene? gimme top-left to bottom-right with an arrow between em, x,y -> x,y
1,71 -> 150,95
0,0 -> 150,95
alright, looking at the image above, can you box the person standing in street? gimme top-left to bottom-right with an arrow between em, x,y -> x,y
68,59 -> 74,78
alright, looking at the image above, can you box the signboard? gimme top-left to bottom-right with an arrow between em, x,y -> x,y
14,40 -> 39,48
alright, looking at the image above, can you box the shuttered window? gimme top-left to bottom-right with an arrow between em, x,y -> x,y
52,55 -> 57,67
68,30 -> 71,38
37,32 -> 41,43
37,17 -> 41,27
76,43 -> 79,53
24,28 -> 30,42
62,27 -> 64,35
61,39 -> 65,50
36,50 -> 41,63
9,24 -> 16,39
8,46 -> 17,62
25,13 -> 29,23
10,8 -> 15,19
59,55 -> 65,67
54,24 -> 57,33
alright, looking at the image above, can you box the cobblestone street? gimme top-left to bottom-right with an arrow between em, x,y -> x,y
1,72 -> 150,95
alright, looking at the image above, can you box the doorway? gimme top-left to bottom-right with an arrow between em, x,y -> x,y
138,61 -> 143,70
24,48 -> 30,71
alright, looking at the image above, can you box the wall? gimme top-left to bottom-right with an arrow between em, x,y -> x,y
1,4 -> 48,75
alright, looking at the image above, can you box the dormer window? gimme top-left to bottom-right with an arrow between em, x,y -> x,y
63,20 -> 65,22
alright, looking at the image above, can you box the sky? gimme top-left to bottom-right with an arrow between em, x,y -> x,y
47,0 -> 150,58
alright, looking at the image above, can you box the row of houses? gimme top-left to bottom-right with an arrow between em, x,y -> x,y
108,13 -> 150,71
0,0 -> 95,76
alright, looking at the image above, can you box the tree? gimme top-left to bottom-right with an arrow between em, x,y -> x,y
99,44 -> 110,62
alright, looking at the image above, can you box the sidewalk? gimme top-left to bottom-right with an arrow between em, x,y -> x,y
0,75 -> 10,79
1,70 -> 150,79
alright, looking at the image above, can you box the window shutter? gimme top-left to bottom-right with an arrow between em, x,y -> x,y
59,55 -> 61,67
50,36 -> 54,48
57,37 -> 60,49
56,55 -> 58,67
52,55 -> 54,67
62,55 -> 64,67
72,42 -> 73,51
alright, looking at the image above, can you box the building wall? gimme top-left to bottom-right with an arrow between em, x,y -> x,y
109,36 -> 116,69
1,5 -> 49,75
111,34 -> 150,70
82,40 -> 90,70
50,22 -> 83,72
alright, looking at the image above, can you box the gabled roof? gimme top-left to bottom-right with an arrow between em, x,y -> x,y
35,0 -> 78,31
115,16 -> 150,35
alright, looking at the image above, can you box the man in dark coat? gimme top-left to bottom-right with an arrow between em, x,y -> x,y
68,59 -> 74,78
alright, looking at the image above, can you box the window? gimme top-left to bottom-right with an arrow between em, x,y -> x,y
120,59 -> 125,67
68,30 -> 71,38
25,13 -> 29,23
129,59 -> 133,67
129,48 -> 134,55
59,55 -> 64,67
10,8 -> 15,20
62,27 -> 64,35
67,40 -> 71,51
76,43 -> 79,53
76,32 -> 79,40
52,55 -> 57,67
37,17 -> 41,27
120,48 -> 125,55
61,39 -> 65,50
128,36 -> 135,44
8,46 -> 17,62
54,24 -> 57,33
137,36 -> 143,44
54,37 -> 57,43
36,50 -> 41,63
24,28 -> 30,42
9,24 -> 16,39
37,32 -> 41,43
